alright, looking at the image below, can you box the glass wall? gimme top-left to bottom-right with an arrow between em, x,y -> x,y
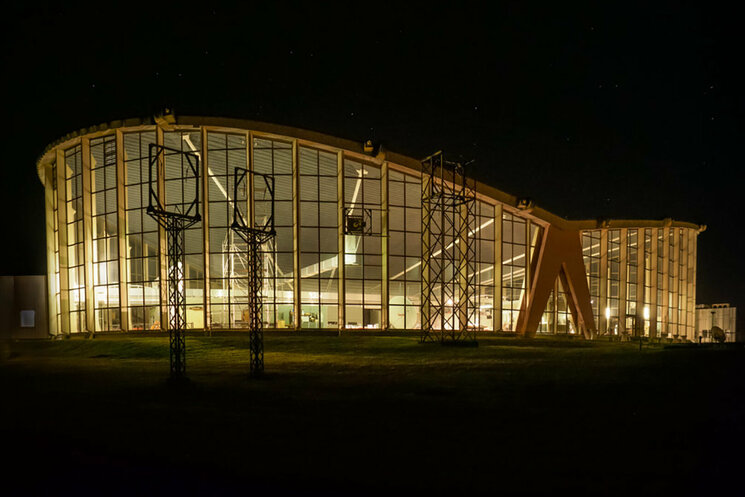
606,229 -> 621,334
163,131 -> 204,330
344,158 -> 382,328
52,161 -> 61,332
388,169 -> 421,329
555,279 -> 574,334
474,201 -> 495,330
667,229 -> 677,336
501,212 -> 527,331
625,229 -> 638,333
207,132 -> 248,328
677,229 -> 687,337
582,230 -> 601,324
298,146 -> 339,329
253,138 -> 294,328
90,136 -> 120,331
656,230 -> 665,336
643,229 -> 653,336
65,145 -> 85,333
123,131 -> 161,330
539,290 -> 554,334
44,125 -> 701,337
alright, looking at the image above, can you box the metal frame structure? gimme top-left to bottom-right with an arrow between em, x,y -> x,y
420,151 -> 478,343
147,144 -> 201,378
231,167 -> 276,377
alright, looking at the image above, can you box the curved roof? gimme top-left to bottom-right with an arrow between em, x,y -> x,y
36,113 -> 706,233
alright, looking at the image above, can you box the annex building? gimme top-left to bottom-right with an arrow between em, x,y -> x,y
36,115 -> 705,339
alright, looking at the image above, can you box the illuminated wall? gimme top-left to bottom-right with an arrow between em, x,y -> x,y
579,227 -> 698,339
38,120 -> 701,339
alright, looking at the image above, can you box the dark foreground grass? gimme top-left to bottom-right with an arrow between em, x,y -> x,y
1,335 -> 743,496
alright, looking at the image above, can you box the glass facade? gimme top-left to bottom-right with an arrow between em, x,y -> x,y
344,159 -> 382,328
253,138 -> 294,328
90,136 -> 120,331
65,145 -> 85,333
582,230 -> 601,324
207,131 -> 248,329
501,212 -> 527,331
124,131 -> 160,330
298,146 -> 339,329
40,122 -> 700,340
388,169 -> 421,329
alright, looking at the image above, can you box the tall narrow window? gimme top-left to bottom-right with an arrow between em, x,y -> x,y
253,138 -> 294,328
90,136 -> 120,331
475,201 -> 495,331
207,132 -> 248,329
65,145 -> 85,333
625,229 -> 638,333
52,161 -> 61,332
501,212 -> 527,331
343,159 -> 382,329
643,229 -> 653,336
124,131 -> 160,330
582,230 -> 601,324
298,146 -> 339,328
606,229 -> 621,334
388,169 -> 421,329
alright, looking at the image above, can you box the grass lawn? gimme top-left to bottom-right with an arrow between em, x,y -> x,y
1,334 -> 743,496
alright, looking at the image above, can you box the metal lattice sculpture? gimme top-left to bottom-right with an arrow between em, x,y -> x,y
147,144 -> 201,378
420,151 -> 478,343
231,167 -> 275,377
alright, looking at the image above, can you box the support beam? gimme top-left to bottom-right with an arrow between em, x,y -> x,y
381,161 -> 389,331
201,126 -> 212,332
337,151 -> 345,332
516,225 -> 596,338
43,163 -> 58,336
116,130 -> 129,331
81,138 -> 95,335
55,149 -> 70,336
292,140 -> 301,330
494,204 -> 502,331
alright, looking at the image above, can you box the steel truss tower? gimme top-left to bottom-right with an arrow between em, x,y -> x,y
147,144 -> 201,379
420,151 -> 478,343
232,167 -> 275,377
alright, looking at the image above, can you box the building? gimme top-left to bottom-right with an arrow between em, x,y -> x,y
35,115 -> 705,339
696,304 -> 737,342
0,275 -> 48,339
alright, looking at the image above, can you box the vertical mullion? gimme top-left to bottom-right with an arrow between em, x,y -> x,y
201,126 -> 211,331
635,229 -> 645,337
292,140 -> 300,330
599,229 -> 608,334
82,137 -> 95,334
56,148 -> 70,335
618,228 -> 627,335
157,125 -> 168,331
649,228 -> 658,338
116,130 -> 129,331
381,161 -> 389,331
44,163 -> 58,336
660,227 -> 670,337
337,151 -> 345,331
494,204 -> 502,331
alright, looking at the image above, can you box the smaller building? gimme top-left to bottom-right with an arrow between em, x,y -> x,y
0,275 -> 49,340
695,303 -> 737,342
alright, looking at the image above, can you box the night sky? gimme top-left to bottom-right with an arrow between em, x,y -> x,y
1,3 -> 741,322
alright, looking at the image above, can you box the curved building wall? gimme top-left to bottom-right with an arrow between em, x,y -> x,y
37,119 -> 701,339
